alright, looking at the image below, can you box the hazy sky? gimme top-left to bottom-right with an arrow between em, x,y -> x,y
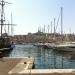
3,0 -> 75,35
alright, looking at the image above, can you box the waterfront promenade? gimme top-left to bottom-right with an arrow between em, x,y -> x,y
0,57 -> 34,75
0,57 -> 75,75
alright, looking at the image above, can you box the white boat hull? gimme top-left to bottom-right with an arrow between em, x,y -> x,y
53,46 -> 75,51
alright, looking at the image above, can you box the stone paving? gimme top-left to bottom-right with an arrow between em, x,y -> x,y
0,57 -> 75,75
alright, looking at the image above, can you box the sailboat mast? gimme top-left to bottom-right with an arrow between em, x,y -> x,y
48,25 -> 49,33
1,0 -> 4,37
8,22 -> 9,35
11,13 -> 13,36
54,18 -> 55,34
0,0 -> 15,37
61,7 -> 63,35
44,24 -> 45,33
51,21 -> 52,33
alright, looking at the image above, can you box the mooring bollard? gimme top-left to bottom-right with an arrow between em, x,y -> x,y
24,62 -> 26,64
28,56 -> 30,58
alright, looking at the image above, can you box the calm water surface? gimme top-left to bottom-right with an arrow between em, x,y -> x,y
6,44 -> 75,69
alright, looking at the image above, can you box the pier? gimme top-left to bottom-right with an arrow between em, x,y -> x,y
8,57 -> 34,74
0,57 -> 34,75
0,57 -> 75,75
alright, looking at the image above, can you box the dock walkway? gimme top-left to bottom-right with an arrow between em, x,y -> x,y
0,57 -> 75,75
8,57 -> 34,74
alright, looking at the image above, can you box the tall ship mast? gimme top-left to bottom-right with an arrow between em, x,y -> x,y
61,7 -> 63,35
0,0 -> 5,37
0,0 -> 13,37
0,0 -> 15,53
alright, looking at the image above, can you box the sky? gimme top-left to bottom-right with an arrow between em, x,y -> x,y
2,0 -> 75,35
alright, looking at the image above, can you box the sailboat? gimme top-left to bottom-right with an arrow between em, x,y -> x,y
0,0 -> 15,53
52,7 -> 75,51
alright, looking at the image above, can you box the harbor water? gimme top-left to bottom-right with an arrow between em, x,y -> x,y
3,44 -> 75,69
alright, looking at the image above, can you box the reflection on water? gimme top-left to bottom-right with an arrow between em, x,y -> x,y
6,44 -> 75,69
